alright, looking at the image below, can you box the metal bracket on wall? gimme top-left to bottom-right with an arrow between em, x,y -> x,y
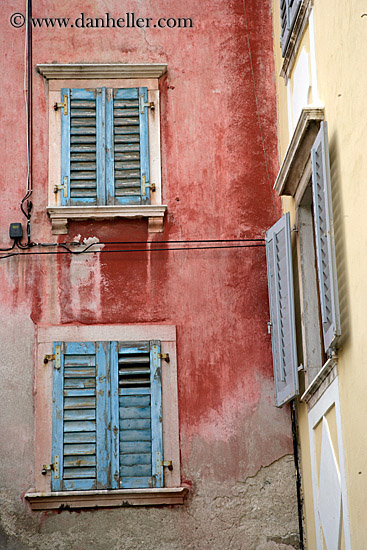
160,460 -> 173,471
158,353 -> 170,363
142,175 -> 156,196
140,95 -> 155,114
54,94 -> 68,115
44,346 -> 61,370
54,176 -> 68,198
41,456 -> 59,478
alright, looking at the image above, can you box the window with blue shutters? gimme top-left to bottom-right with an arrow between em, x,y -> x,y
51,340 -> 163,491
60,87 -> 152,207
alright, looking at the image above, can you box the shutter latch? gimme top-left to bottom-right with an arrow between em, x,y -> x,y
158,353 -> 170,363
160,460 -> 173,471
42,456 -> 59,478
140,95 -> 155,114
267,322 -> 272,334
54,94 -> 68,116
54,176 -> 68,198
142,175 -> 156,196
44,346 -> 61,370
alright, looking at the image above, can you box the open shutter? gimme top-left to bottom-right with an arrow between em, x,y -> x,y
115,340 -> 163,489
107,87 -> 150,205
51,342 -> 109,491
311,122 -> 340,352
61,89 -> 103,206
280,0 -> 302,55
266,213 -> 299,407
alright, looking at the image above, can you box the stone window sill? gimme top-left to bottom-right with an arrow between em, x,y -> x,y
301,356 -> 338,410
46,205 -> 167,235
25,487 -> 189,511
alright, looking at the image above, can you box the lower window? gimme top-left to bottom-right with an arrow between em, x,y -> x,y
52,340 -> 164,491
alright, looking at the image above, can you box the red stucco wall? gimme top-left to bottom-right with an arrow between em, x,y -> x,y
1,0 -> 290,495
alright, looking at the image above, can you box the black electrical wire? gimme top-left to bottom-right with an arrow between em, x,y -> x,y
291,401 -> 305,550
0,241 -> 16,252
0,243 -> 265,260
35,237 -> 265,248
1,237 -> 266,254
20,0 -> 33,244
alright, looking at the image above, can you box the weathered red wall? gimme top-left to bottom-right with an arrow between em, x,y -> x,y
1,0 -> 290,494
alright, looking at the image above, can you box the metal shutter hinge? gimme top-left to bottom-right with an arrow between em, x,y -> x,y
54,94 -> 68,115
142,175 -> 156,196
140,95 -> 155,114
327,348 -> 338,360
160,460 -> 173,471
158,353 -> 170,363
44,346 -> 61,370
267,322 -> 272,334
54,176 -> 68,198
42,456 -> 59,478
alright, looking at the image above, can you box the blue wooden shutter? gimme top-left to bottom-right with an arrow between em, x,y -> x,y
107,87 -> 150,205
311,122 -> 341,352
266,213 -> 299,407
280,0 -> 301,55
115,340 -> 163,489
61,88 -> 102,206
51,342 -> 110,491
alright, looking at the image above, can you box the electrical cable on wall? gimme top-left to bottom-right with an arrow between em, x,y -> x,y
19,0 -> 33,245
0,240 -> 266,261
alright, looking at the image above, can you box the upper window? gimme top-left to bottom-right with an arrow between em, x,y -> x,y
37,64 -> 167,234
280,0 -> 302,56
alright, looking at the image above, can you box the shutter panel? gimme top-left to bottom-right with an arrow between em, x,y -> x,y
109,87 -> 150,205
116,340 -> 163,488
280,0 -> 302,55
266,213 -> 299,407
311,122 -> 341,352
61,89 -> 99,205
51,342 -> 109,491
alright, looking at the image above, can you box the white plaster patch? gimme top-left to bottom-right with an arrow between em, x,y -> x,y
292,48 -> 311,129
69,239 -> 104,320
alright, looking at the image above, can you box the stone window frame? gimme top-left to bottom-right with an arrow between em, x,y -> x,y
25,324 -> 188,511
37,64 -> 168,235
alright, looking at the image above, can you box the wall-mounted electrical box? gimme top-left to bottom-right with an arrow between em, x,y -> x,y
9,223 -> 23,239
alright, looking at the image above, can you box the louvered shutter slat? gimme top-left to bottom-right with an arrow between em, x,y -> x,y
311,122 -> 340,352
266,213 -> 299,407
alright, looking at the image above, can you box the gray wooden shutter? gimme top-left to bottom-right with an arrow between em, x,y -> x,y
311,121 -> 341,352
51,341 -> 110,491
115,340 -> 163,489
266,213 -> 299,407
280,0 -> 302,55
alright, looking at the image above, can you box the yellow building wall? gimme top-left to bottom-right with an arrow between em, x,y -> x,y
273,1 -> 367,547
